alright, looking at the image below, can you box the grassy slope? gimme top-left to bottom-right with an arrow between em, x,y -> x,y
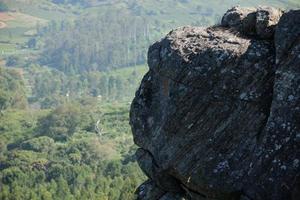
0,12 -> 46,55
3,0 -> 77,20
0,0 -> 76,57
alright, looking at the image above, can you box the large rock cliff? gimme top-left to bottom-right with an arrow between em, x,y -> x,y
130,7 -> 300,200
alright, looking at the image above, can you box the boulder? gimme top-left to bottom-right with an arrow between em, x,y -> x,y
130,7 -> 300,200
221,6 -> 283,39
221,6 -> 257,31
256,6 -> 283,39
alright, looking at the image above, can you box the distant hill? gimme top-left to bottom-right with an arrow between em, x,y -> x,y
4,0 -> 300,26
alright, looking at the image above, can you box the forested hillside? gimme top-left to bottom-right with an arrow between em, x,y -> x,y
2,0 -> 299,75
39,10 -> 152,73
0,0 -> 299,199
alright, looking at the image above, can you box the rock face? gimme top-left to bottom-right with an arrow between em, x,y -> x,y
130,7 -> 300,200
221,6 -> 283,39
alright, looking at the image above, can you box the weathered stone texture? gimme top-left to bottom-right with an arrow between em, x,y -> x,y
130,7 -> 300,200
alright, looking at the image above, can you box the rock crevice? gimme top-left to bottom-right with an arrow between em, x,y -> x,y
130,6 -> 300,200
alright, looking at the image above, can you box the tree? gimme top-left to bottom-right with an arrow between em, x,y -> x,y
0,2 -> 8,12
37,104 -> 81,141
108,76 -> 116,100
0,185 -> 10,200
1,167 -> 25,185
0,67 -> 28,111
0,91 -> 10,113
27,38 -> 37,49
52,0 -> 66,4
99,76 -> 108,99
39,9 -> 152,74
40,186 -> 53,200
20,136 -> 54,152
6,56 -> 20,67
56,176 -> 73,200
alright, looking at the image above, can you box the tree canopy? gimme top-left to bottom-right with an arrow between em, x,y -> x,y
0,2 -> 8,12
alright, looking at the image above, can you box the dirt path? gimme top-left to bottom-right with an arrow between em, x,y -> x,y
0,21 -> 7,29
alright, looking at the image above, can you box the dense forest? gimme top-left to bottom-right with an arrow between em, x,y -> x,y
0,102 -> 145,200
0,0 -> 299,199
0,67 -> 145,200
0,1 -> 149,197
27,65 -> 146,108
38,10 -> 153,73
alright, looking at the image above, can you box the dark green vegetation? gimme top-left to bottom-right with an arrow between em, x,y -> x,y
26,64 -> 146,108
0,101 -> 145,200
0,66 -> 146,199
0,67 -> 27,112
39,11 -> 152,73
0,0 -> 300,200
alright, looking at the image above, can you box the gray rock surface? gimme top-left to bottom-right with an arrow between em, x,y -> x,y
221,6 -> 257,33
221,6 -> 283,39
256,6 -> 283,39
130,7 -> 300,200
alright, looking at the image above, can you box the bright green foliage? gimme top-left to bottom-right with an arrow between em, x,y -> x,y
0,64 -> 147,200
0,65 -> 145,200
0,102 -> 146,200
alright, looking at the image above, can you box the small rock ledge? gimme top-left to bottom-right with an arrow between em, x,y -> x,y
130,6 -> 300,200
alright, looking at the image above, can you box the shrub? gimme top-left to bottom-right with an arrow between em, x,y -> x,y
20,136 -> 55,152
